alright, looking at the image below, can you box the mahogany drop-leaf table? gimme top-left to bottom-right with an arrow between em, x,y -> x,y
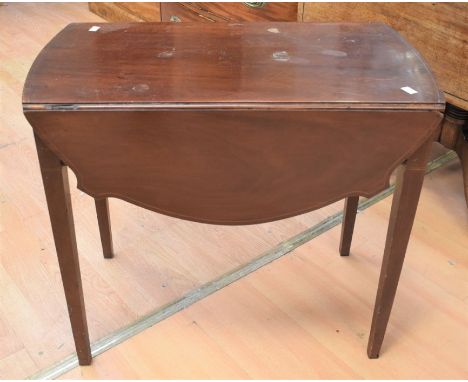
23,22 -> 444,365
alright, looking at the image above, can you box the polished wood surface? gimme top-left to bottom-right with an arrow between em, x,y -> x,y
3,4 -> 466,378
89,2 -> 298,23
23,21 -> 443,365
88,3 -> 467,109
84,3 -> 468,206
338,136 -> 438,358
34,134 -> 92,366
302,2 -> 468,110
27,110 -> 441,225
339,196 -> 359,256
303,2 -> 468,209
160,2 -> 298,22
88,2 -> 161,22
368,136 -> 434,358
23,22 -> 443,107
94,198 -> 114,259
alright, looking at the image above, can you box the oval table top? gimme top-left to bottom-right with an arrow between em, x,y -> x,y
23,22 -> 444,111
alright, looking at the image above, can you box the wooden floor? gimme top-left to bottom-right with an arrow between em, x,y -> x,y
62,157 -> 468,380
1,3 -> 467,380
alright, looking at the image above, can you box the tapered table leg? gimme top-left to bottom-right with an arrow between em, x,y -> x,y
339,196 -> 359,256
367,138 -> 433,359
95,198 -> 114,259
34,134 -> 92,365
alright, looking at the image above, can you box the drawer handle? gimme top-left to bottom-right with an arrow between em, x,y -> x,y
170,15 -> 181,22
244,2 -> 266,8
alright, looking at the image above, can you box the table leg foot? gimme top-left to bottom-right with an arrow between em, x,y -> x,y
367,138 -> 432,359
95,198 -> 114,259
34,133 -> 92,365
339,196 -> 359,256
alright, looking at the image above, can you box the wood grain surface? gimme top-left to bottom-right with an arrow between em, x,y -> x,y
34,134 -> 92,365
88,2 -> 161,22
22,22 -> 443,107
368,137 -> 434,358
23,20 -> 444,364
302,2 -> 468,110
160,2 -> 298,22
1,4 -> 466,378
27,110 -> 441,224
88,2 -> 298,23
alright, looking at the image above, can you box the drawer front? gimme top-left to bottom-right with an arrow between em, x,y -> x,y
118,2 -> 161,21
161,2 -> 298,23
88,2 -> 161,22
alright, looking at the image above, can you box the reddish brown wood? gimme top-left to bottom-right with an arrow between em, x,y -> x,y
95,198 -> 114,259
339,196 -> 359,256
33,133 -> 92,365
302,3 -> 468,110
26,110 -> 441,225
160,2 -> 298,22
367,136 -> 434,358
23,22 -> 445,363
22,22 -> 443,107
88,2 -> 162,22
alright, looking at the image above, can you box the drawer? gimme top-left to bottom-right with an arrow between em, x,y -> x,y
88,2 -> 161,22
118,2 -> 161,21
161,2 -> 298,23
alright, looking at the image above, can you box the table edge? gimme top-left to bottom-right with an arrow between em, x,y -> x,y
23,102 -> 446,112
22,22 -> 445,107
